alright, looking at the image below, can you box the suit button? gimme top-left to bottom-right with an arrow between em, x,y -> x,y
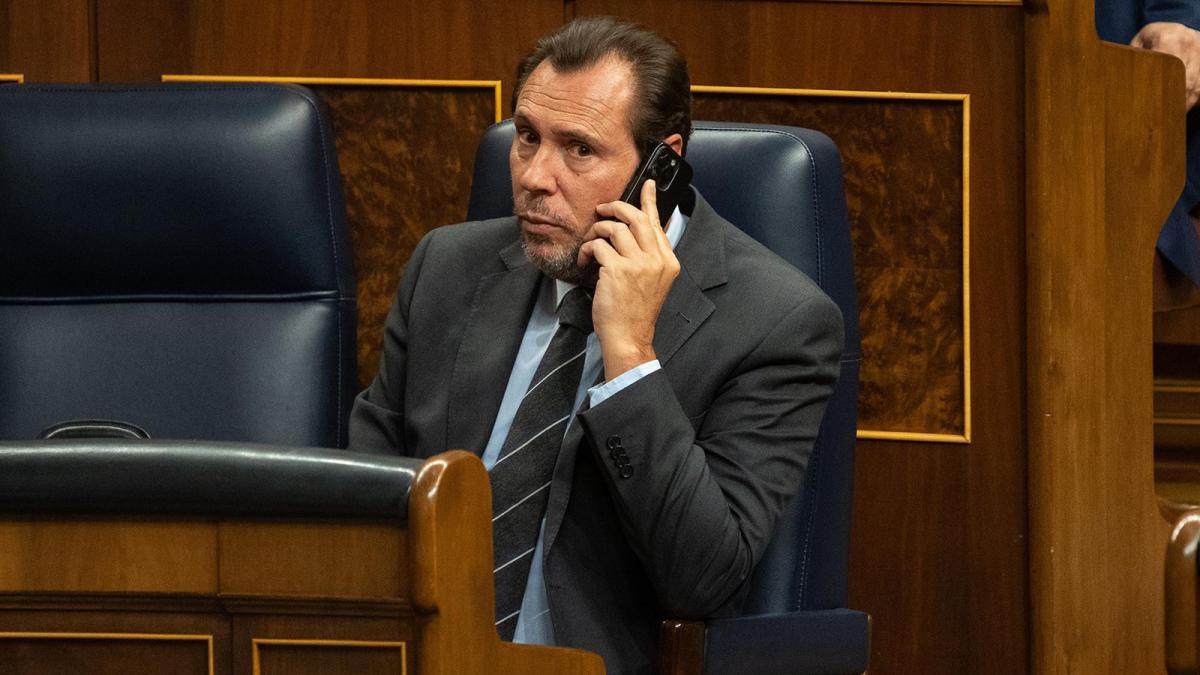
619,465 -> 634,479
606,435 -> 622,449
610,448 -> 623,461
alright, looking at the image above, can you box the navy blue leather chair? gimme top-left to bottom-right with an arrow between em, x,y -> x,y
468,120 -> 868,674
0,84 -> 356,448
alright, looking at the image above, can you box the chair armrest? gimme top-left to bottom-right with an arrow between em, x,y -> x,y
704,609 -> 869,675
659,609 -> 869,675
659,620 -> 706,675
1164,499 -> 1200,674
0,440 -> 421,519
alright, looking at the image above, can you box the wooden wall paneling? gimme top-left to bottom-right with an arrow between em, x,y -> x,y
814,0 -> 1020,3
576,2 -> 1025,673
0,0 -> 93,81
95,0 -> 563,101
94,0 -> 191,80
1026,0 -> 1184,670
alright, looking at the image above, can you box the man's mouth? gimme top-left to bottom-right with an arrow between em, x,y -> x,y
518,213 -> 564,234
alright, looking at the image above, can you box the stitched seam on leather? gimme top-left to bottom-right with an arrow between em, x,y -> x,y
795,437 -> 821,610
293,86 -> 346,446
692,125 -> 826,286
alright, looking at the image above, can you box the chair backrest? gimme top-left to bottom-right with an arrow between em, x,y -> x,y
0,84 -> 356,448
468,120 -> 861,614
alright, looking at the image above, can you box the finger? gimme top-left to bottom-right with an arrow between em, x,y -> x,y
587,219 -> 641,256
582,236 -> 621,269
633,178 -> 674,252
596,199 -> 658,252
640,178 -> 661,230
578,240 -> 596,268
597,180 -> 661,251
596,198 -> 650,227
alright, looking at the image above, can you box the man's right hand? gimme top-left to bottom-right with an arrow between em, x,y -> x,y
1132,22 -> 1200,110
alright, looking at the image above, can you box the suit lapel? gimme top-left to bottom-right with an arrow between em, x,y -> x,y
654,190 -> 727,364
544,190 -> 729,553
446,238 -> 541,457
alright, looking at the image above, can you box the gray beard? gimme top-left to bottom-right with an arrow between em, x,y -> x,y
514,194 -> 599,286
519,231 -> 599,287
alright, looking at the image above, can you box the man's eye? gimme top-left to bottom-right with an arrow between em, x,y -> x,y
572,144 -> 592,157
519,130 -> 538,144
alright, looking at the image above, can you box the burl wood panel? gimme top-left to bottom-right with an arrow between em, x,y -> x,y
695,93 -> 965,436
310,84 -> 498,388
0,0 -> 91,82
0,636 -> 211,675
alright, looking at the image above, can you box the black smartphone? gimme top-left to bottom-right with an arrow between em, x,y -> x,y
619,142 -> 693,226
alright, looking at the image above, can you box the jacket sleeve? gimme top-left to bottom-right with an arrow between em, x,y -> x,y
346,232 -> 435,456
1142,0 -> 1200,30
574,292 -> 844,618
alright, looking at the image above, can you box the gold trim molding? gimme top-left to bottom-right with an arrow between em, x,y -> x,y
163,74 -> 503,123
0,74 -> 23,83
1154,418 -> 1200,427
0,632 -> 214,675
692,84 -> 972,444
806,0 -> 1021,5
1155,380 -> 1200,394
251,638 -> 407,675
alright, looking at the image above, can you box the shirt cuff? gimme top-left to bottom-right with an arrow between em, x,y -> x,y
588,360 -> 661,407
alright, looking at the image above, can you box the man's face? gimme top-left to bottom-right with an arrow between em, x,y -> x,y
510,56 -> 641,283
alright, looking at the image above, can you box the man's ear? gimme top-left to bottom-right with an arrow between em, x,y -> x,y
663,133 -> 684,156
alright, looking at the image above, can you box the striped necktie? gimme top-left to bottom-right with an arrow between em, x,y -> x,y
490,285 -> 592,640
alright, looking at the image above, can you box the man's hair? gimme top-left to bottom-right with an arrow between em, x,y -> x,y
512,16 -> 693,158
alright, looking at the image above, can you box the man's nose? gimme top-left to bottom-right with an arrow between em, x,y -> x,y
519,146 -> 559,194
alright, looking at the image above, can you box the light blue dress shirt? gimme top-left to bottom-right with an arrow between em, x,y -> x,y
479,207 -> 688,644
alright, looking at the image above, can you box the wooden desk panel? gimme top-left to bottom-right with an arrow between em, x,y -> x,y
0,521 -> 217,594
0,453 -> 603,675
219,522 -> 405,599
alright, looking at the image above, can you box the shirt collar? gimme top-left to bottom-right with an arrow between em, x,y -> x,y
553,206 -> 690,309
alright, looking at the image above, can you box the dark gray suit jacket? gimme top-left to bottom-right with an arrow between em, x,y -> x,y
349,192 -> 843,674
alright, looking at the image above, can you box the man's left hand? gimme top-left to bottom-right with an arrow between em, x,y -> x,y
579,179 -> 681,380
1132,22 -> 1200,110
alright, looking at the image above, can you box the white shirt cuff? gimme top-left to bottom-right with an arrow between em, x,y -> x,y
588,360 -> 661,407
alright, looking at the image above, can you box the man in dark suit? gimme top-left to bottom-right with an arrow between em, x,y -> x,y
349,17 -> 842,674
1097,0 -> 1200,300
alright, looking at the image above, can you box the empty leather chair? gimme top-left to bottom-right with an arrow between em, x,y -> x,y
468,120 -> 868,674
0,83 -> 356,447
